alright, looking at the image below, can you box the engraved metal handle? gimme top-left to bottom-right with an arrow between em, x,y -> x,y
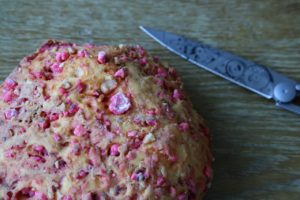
140,26 -> 300,115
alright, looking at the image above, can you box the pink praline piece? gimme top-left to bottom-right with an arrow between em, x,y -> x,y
110,144 -> 120,156
56,51 -> 70,62
53,133 -> 62,142
114,68 -> 126,78
108,92 -> 131,115
73,124 -> 87,137
97,51 -> 106,64
178,122 -> 189,132
4,78 -> 17,90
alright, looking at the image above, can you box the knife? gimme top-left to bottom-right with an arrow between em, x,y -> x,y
140,26 -> 300,115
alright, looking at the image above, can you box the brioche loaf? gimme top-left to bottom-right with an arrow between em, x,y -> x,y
0,40 -> 213,200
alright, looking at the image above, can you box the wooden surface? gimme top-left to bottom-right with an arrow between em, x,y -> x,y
0,0 -> 300,199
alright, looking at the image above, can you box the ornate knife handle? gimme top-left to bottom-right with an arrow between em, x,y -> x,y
169,36 -> 300,115
170,37 -> 275,97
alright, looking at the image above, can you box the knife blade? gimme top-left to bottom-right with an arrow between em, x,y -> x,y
140,26 -> 300,115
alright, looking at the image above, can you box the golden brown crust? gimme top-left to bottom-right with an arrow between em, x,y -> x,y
0,40 -> 213,200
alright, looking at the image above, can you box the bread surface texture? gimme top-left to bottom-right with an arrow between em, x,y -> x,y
0,40 -> 212,200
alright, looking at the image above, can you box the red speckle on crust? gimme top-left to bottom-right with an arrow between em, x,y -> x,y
109,92 -> 131,115
25,52 -> 38,62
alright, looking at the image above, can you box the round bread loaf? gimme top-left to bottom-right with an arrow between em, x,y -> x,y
0,40 -> 213,200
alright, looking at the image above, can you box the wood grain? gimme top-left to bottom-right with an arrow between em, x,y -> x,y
0,0 -> 300,199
